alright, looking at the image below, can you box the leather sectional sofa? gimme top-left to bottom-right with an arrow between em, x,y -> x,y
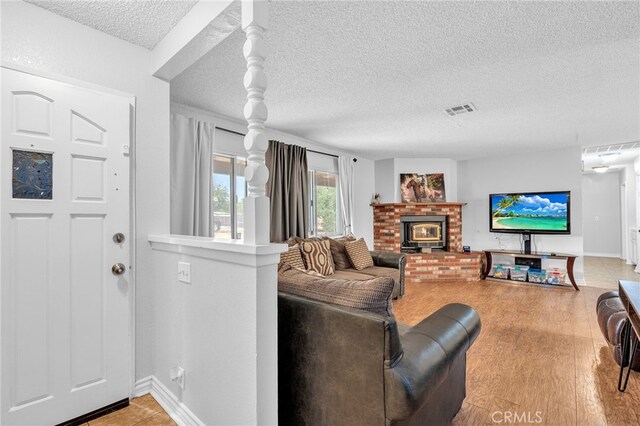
278,293 -> 481,425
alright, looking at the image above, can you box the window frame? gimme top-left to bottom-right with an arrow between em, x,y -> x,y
308,169 -> 342,237
211,152 -> 247,240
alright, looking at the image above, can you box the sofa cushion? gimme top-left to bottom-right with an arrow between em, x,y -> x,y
279,244 -> 305,270
359,266 -> 400,287
301,239 -> 335,275
328,236 -> 356,270
278,266 -> 394,316
345,238 -> 374,271
331,269 -> 378,281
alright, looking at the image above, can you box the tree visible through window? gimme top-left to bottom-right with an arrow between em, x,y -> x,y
212,154 -> 246,239
309,170 -> 340,236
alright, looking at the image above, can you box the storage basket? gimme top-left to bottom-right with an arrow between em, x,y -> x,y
546,268 -> 566,285
508,265 -> 529,281
527,269 -> 546,283
490,265 -> 510,279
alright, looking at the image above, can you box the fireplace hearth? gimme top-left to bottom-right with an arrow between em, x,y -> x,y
400,215 -> 447,252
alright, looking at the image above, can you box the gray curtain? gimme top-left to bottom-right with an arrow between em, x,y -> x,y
170,113 -> 213,236
338,155 -> 355,235
266,140 -> 309,242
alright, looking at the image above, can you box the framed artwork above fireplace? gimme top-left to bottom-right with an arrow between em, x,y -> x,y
400,173 -> 446,202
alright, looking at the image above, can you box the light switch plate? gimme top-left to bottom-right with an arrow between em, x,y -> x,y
178,262 -> 191,284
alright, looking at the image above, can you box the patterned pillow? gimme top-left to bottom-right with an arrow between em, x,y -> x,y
328,236 -> 356,270
278,267 -> 395,316
344,238 -> 374,271
280,244 -> 305,270
301,239 -> 335,276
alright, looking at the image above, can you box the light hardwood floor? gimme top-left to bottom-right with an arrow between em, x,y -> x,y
81,395 -> 175,425
91,256 -> 639,425
393,278 -> 640,425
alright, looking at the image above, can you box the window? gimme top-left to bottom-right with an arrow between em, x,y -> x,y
308,170 -> 341,237
212,154 -> 246,240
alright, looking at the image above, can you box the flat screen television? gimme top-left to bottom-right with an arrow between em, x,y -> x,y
489,191 -> 571,235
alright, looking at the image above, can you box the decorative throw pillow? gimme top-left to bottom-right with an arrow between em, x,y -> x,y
301,239 -> 335,276
278,268 -> 395,316
344,238 -> 374,271
279,244 -> 305,270
328,236 -> 356,270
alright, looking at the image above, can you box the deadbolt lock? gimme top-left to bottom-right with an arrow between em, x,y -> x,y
113,233 -> 125,244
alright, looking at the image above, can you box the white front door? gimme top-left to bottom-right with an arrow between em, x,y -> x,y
1,68 -> 131,425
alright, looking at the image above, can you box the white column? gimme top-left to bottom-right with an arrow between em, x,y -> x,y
242,0 -> 270,245
242,4 -> 279,426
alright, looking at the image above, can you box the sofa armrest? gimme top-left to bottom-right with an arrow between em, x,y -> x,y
370,251 -> 405,269
370,251 -> 406,298
384,303 -> 481,421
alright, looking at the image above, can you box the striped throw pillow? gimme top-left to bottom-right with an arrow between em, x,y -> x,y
344,238 -> 374,271
301,239 -> 335,276
280,244 -> 305,270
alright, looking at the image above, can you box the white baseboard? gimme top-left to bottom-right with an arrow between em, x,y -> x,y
134,376 -> 203,426
583,252 -> 622,258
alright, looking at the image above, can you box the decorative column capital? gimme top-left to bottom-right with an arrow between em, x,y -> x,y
242,0 -> 269,31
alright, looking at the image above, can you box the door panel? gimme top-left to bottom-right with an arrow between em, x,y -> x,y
1,68 -> 131,425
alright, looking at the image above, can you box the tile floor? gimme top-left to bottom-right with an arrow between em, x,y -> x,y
583,256 -> 639,289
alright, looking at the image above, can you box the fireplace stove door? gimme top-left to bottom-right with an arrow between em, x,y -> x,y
411,223 -> 442,242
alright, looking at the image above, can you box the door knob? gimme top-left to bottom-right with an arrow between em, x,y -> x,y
112,263 -> 126,275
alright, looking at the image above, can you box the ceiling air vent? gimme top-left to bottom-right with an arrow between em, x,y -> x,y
444,103 -> 477,117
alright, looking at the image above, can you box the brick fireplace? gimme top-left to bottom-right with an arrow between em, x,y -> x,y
372,203 -> 482,282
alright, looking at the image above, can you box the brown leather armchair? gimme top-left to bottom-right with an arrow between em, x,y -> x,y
278,293 -> 481,425
597,291 -> 640,370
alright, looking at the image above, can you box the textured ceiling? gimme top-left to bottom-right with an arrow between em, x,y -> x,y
171,1 -> 640,160
25,0 -> 198,49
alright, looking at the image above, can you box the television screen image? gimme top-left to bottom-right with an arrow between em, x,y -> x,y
489,191 -> 570,234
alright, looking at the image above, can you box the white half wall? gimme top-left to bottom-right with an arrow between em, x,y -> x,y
582,172 -> 621,257
458,146 -> 584,281
148,236 -> 284,425
2,0 -> 170,384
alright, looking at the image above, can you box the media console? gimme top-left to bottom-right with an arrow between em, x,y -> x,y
481,249 -> 579,291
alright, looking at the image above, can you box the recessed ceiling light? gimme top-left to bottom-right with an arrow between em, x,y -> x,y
592,165 -> 609,173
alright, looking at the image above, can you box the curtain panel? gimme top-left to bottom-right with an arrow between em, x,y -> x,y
170,113 -> 214,236
266,140 -> 309,242
338,155 -> 355,235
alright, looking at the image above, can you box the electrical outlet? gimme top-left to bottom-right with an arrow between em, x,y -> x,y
178,262 -> 191,284
170,366 -> 185,390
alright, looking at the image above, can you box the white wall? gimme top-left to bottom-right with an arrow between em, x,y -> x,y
583,172 -> 621,257
457,146 -> 584,281
619,162 -> 638,261
374,159 -> 395,204
147,238 -> 282,425
171,103 -> 377,246
374,157 -> 458,203
1,0 -> 169,383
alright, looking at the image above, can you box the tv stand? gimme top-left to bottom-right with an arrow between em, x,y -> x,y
481,249 -> 579,291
